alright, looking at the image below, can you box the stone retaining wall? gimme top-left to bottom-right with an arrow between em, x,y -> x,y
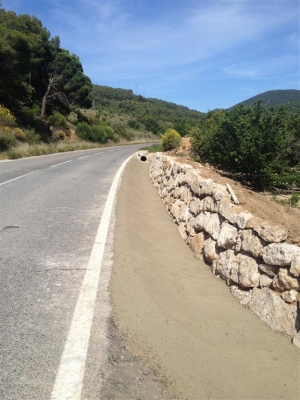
149,154 -> 300,347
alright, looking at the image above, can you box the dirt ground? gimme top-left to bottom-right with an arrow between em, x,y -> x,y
174,137 -> 300,245
105,156 -> 300,400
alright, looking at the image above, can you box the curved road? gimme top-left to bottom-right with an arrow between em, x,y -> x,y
0,145 -> 143,399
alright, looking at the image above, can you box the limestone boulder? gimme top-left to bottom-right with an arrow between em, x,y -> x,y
213,189 -> 231,202
170,199 -> 183,224
230,285 -> 252,306
262,243 -> 300,267
217,222 -> 238,250
236,211 -> 254,229
204,213 -> 223,240
215,250 -> 235,284
178,204 -> 190,223
292,332 -> 300,348
235,253 -> 261,288
178,223 -> 188,241
201,196 -> 218,212
216,250 -> 260,288
203,238 -> 220,263
189,175 -> 205,197
290,254 -> 300,277
194,212 -> 223,240
281,290 -> 299,303
189,198 -> 201,216
258,263 -> 279,277
259,274 -> 273,288
179,186 -> 192,204
218,199 -> 242,225
240,230 -> 265,258
272,268 -> 300,292
254,222 -> 288,243
248,288 -> 297,336
189,232 -> 205,259
199,180 -> 215,197
185,217 -> 196,237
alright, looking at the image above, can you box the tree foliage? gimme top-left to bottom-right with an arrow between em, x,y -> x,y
192,102 -> 300,190
0,8 -> 92,124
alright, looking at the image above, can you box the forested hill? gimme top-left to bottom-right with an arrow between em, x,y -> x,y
233,89 -> 300,113
92,85 -> 205,136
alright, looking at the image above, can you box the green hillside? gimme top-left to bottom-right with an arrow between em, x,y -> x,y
92,85 -> 205,136
233,89 -> 300,113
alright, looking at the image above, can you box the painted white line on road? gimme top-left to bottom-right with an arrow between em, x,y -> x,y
0,170 -> 39,186
77,155 -> 90,160
50,160 -> 72,168
50,154 -> 133,400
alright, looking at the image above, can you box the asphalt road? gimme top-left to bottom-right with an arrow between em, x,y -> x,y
0,145 -> 144,399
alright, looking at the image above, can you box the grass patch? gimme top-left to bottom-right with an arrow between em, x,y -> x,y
0,138 -> 158,160
139,143 -> 162,152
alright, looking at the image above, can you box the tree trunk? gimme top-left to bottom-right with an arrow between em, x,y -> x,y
41,76 -> 55,119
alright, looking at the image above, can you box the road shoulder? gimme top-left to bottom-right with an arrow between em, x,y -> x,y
106,156 -> 299,400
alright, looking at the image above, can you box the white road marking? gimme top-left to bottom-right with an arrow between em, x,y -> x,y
50,160 -> 72,168
77,155 -> 90,160
50,154 -> 133,400
0,170 -> 39,186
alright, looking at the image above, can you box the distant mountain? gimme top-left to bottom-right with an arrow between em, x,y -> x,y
232,89 -> 300,113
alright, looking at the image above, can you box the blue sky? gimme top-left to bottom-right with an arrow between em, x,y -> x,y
3,0 -> 300,112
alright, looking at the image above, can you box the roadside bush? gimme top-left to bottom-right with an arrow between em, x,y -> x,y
0,104 -> 16,127
0,127 -> 17,151
76,122 -> 113,143
67,112 -> 78,124
160,128 -> 181,151
24,129 -> 41,144
76,122 -> 91,140
48,112 -> 66,128
52,130 -> 66,141
12,127 -> 26,141
128,119 -> 140,129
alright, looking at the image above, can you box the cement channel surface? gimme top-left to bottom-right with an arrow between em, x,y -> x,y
108,156 -> 300,400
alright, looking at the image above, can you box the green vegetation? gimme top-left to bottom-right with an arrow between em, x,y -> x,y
232,89 -> 300,114
272,193 -> 300,207
0,8 -> 92,126
92,85 -> 205,136
140,143 -> 163,153
192,101 -> 300,191
160,128 -> 181,151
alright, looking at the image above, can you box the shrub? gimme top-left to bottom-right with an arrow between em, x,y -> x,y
48,112 -> 66,128
128,119 -> 140,129
0,127 -> 17,151
24,129 -> 41,144
289,193 -> 300,206
76,122 -> 113,143
0,104 -> 16,127
67,112 -> 78,124
160,128 -> 181,151
76,122 -> 91,140
53,130 -> 66,141
12,128 -> 25,141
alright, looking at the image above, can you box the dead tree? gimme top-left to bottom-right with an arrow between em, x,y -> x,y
41,74 -> 69,119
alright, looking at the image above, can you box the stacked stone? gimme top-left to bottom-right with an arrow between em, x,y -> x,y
149,153 -> 300,346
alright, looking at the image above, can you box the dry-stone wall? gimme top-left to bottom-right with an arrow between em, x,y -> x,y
149,154 -> 300,347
